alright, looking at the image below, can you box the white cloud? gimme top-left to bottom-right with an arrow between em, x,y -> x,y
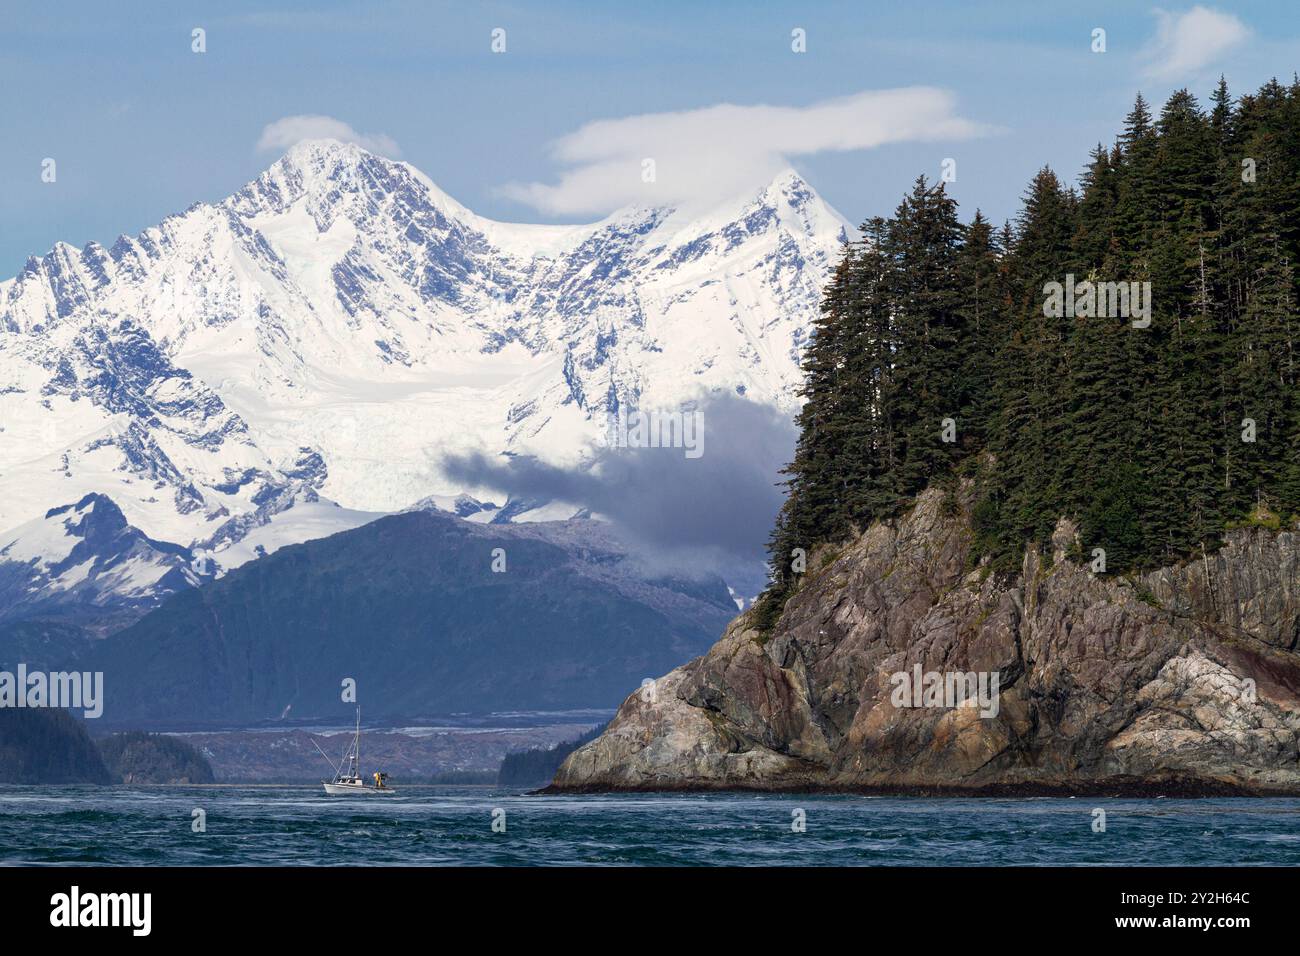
1142,6 -> 1251,80
255,115 -> 401,157
498,88 -> 991,216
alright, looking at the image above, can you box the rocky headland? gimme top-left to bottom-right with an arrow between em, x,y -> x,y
553,486 -> 1300,795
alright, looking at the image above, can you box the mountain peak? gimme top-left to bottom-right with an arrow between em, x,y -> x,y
0,131 -> 848,572
45,492 -> 121,523
255,136 -> 395,195
280,136 -> 377,167
757,167 -> 851,231
654,166 -> 851,245
236,136 -> 484,231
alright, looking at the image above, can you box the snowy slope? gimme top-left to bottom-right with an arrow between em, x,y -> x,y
0,493 -> 204,628
0,139 -> 849,600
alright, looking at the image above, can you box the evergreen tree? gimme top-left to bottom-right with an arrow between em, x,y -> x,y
886,178 -> 969,495
990,168 -> 1076,551
761,77 -> 1300,625
956,210 -> 1003,444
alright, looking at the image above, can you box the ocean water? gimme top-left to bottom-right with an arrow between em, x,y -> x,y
0,786 -> 1297,866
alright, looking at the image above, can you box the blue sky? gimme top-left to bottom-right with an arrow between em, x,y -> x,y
2,1 -> 1297,275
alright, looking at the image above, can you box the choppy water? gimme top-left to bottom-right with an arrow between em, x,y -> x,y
0,787 -> 1297,866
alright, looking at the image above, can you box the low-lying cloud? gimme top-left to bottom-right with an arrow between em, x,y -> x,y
499,87 -> 991,216
439,394 -> 798,579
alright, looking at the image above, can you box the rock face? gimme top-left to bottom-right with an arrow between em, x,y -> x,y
553,487 -> 1300,794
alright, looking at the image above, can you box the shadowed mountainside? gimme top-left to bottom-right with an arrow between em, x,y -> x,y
0,708 -> 112,784
84,510 -> 738,726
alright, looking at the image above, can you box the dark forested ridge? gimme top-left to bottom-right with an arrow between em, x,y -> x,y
83,510 -> 738,724
497,723 -> 606,787
762,78 -> 1300,624
0,708 -> 112,784
96,731 -> 215,784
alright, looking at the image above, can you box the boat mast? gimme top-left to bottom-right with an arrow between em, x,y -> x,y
354,706 -> 361,779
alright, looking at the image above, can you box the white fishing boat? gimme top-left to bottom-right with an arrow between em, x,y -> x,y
315,707 -> 396,796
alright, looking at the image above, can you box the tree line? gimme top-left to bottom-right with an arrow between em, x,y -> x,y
760,77 -> 1300,625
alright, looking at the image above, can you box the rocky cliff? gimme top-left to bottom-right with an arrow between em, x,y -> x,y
553,486 -> 1300,794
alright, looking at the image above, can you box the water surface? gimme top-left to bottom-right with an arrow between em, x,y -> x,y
1,786 -> 1296,866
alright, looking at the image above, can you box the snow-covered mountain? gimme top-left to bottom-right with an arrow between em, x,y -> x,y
0,139 -> 849,603
0,493 -> 206,631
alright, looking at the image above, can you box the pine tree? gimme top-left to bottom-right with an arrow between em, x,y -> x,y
886,178 -> 969,495
768,245 -> 862,587
955,210 -> 1003,445
990,168 -> 1076,551
1146,90 -> 1221,557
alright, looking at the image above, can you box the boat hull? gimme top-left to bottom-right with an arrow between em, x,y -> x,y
323,782 -> 397,796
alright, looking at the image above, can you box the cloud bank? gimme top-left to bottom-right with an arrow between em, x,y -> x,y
256,114 -> 402,157
499,87 -> 990,216
438,394 -> 798,579
1142,6 -> 1250,80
